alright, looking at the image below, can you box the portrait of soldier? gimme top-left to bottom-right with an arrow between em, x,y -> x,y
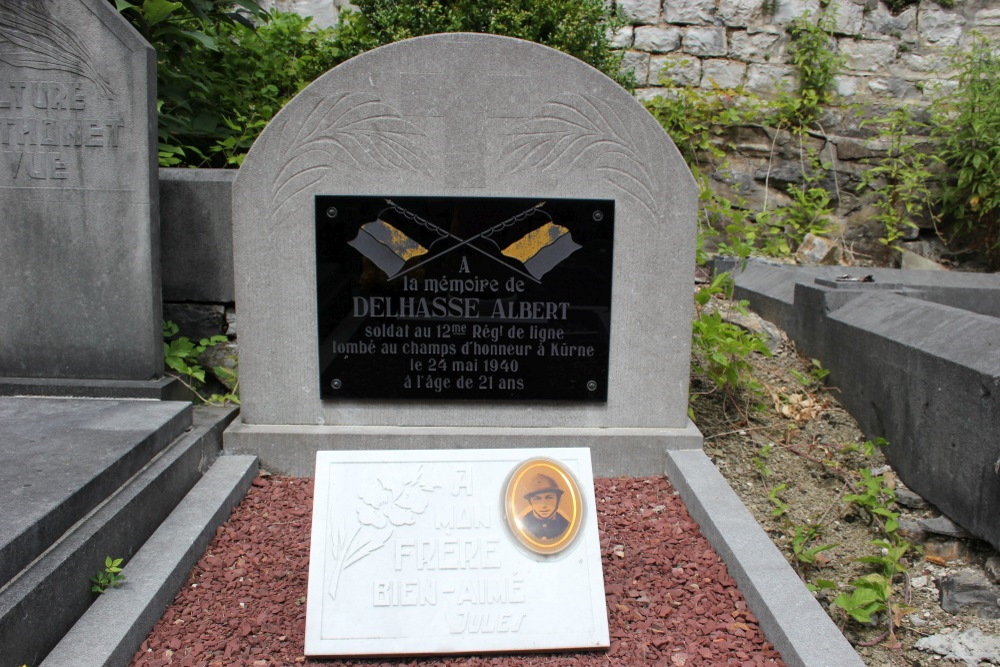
521,473 -> 571,541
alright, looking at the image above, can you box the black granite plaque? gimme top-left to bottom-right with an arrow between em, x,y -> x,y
315,195 -> 613,401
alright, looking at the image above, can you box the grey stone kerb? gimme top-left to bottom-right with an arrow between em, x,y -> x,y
228,33 -> 700,475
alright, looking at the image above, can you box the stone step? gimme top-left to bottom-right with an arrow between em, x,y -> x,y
0,397 -> 193,586
0,404 -> 240,667
41,454 -> 258,667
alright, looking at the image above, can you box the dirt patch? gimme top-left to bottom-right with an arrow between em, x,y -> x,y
131,476 -> 782,666
694,314 -> 1000,666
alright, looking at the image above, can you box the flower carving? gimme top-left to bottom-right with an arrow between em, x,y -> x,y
327,466 -> 437,600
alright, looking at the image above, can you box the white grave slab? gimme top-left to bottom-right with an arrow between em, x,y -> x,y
305,448 -> 609,657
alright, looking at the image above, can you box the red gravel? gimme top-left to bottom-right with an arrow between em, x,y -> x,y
131,475 -> 784,667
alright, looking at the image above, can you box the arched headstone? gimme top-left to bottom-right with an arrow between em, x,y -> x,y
228,33 -> 702,475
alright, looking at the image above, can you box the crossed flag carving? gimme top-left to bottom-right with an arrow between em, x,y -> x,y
347,200 -> 581,284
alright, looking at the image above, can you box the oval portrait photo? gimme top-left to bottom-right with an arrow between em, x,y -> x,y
504,458 -> 584,555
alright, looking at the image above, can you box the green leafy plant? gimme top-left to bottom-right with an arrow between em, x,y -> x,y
690,273 -> 772,413
790,358 -> 830,388
844,468 -> 899,533
126,7 -> 343,167
834,539 -> 913,644
780,11 -> 845,127
843,436 -> 889,458
753,443 -> 774,477
163,321 -> 238,405
91,556 -> 126,593
858,109 -> 942,254
790,522 -> 837,572
768,483 -> 790,517
332,0 -> 633,91
933,33 -> 1000,267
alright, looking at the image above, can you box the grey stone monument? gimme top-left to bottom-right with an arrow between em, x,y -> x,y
0,0 -> 164,392
226,33 -> 702,475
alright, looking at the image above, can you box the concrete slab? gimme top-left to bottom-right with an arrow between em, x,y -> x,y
720,259 -> 1000,551
0,376 -> 184,400
0,405 -> 236,667
0,398 -> 191,586
41,454 -> 258,667
667,449 -> 864,667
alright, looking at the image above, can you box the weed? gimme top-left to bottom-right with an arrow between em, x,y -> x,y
163,321 -> 239,405
858,109 -> 942,255
844,468 -> 899,533
790,358 -> 830,388
753,443 -> 774,477
933,33 -> 1000,267
790,522 -> 837,573
781,11 -> 844,127
768,483 -> 790,517
690,273 -> 772,413
834,539 -> 914,645
843,437 -> 888,458
91,556 -> 126,594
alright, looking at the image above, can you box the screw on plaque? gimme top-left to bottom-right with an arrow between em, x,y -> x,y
326,206 -> 338,219
592,210 -> 604,222
331,378 -> 342,389
587,380 -> 598,391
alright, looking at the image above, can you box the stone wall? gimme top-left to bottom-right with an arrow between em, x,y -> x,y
620,0 -> 998,105
617,0 -> 1000,264
242,0 -> 1000,264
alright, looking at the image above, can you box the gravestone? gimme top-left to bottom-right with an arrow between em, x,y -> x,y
226,33 -> 702,475
0,0 -> 163,389
306,448 -> 608,656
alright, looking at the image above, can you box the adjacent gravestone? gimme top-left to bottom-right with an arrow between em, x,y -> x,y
0,0 -> 162,387
306,448 -> 608,656
226,33 -> 702,476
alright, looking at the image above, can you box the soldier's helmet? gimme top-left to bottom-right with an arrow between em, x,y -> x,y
524,473 -> 564,500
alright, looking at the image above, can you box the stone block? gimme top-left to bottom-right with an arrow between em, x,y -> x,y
159,168 -> 236,303
622,50 -> 651,84
841,39 -> 899,73
682,26 -> 728,56
919,5 -> 966,46
833,75 -> 865,97
649,54 -> 703,86
729,30 -> 786,62
795,234 -> 842,266
746,64 -> 797,94
700,59 -> 748,89
618,0 -> 661,24
771,0 -> 820,24
975,7 -> 1000,27
830,0 -> 865,35
862,4 -> 918,41
717,0 -> 765,27
0,0 -> 161,381
665,0 -> 717,24
610,25 -> 634,48
634,26 -> 683,53
939,570 -> 1000,619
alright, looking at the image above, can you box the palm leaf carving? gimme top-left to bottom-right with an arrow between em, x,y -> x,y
269,93 -> 430,224
0,0 -> 114,99
503,93 -> 662,221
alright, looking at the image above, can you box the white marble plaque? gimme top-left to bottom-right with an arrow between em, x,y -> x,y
305,448 -> 609,657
